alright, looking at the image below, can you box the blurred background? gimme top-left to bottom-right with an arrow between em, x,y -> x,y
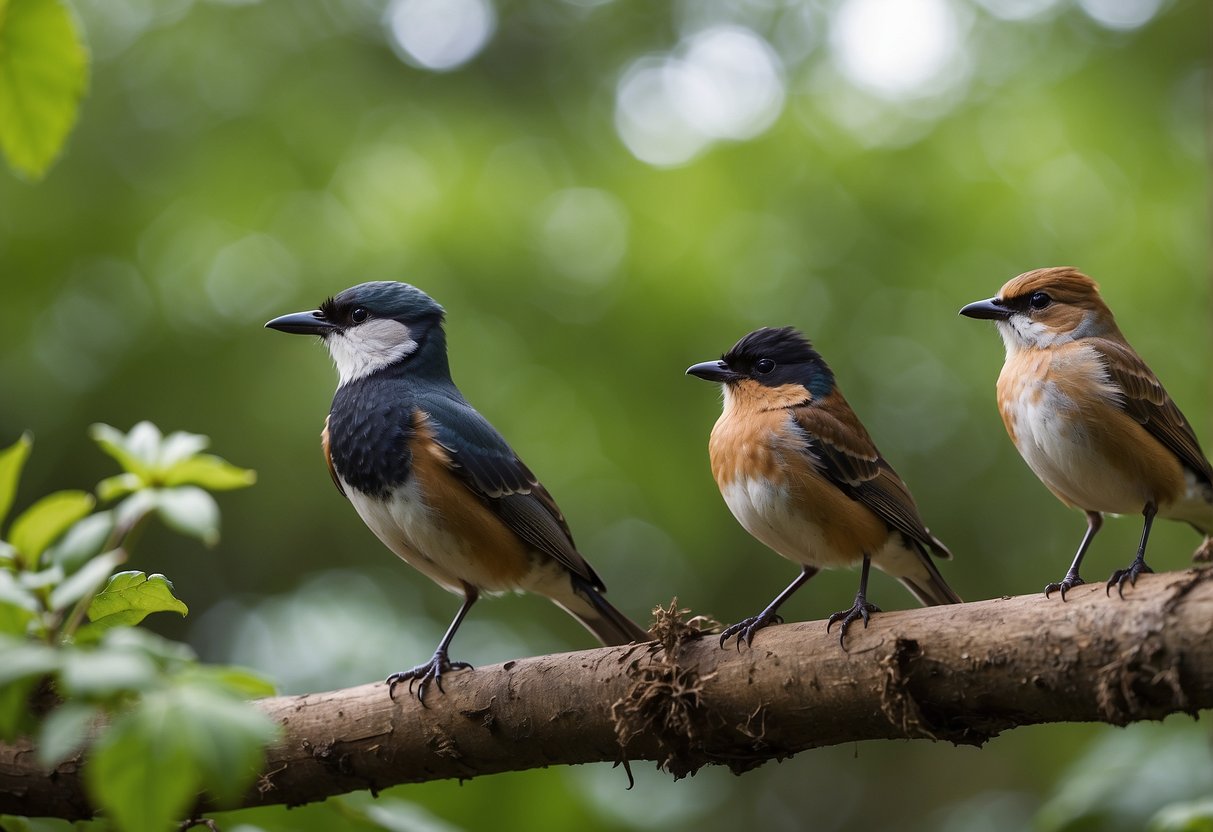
2,0 -> 1211,829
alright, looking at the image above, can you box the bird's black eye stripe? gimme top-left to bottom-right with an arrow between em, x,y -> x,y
350,307 -> 369,324
755,358 -> 776,374
1029,292 -> 1051,310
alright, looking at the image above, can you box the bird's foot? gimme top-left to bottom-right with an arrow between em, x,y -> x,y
1193,536 -> 1213,563
1105,559 -> 1153,599
1044,572 -> 1085,601
386,651 -> 473,705
826,596 -> 880,649
718,612 -> 784,650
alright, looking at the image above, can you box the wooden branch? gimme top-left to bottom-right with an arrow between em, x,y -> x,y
4,568 -> 1213,820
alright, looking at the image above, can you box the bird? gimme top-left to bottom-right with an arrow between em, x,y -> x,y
960,266 -> 1213,598
266,281 -> 649,701
686,326 -> 961,647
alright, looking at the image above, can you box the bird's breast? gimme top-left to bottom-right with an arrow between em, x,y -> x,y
326,379 -> 415,497
708,408 -> 885,567
996,346 -> 1180,513
327,393 -> 533,593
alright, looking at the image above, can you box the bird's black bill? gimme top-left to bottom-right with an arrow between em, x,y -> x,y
958,298 -> 1012,321
686,360 -> 739,383
265,310 -> 339,336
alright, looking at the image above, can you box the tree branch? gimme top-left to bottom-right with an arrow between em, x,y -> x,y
4,568 -> 1213,820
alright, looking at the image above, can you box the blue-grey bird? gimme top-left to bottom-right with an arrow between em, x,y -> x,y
266,282 -> 649,701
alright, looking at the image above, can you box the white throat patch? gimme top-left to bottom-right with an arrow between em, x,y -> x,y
326,318 -> 418,385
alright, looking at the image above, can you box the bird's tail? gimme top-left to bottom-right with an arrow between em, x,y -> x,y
898,550 -> 963,606
552,576 -> 651,646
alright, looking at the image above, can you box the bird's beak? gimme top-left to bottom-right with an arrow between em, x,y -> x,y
265,310 -> 339,336
958,297 -> 1012,321
686,360 -> 739,383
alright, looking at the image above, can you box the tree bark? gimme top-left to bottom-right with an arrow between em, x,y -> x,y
3,568 -> 1213,820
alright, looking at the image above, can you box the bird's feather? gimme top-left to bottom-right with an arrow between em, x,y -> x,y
415,391 -> 606,590
792,395 -> 951,559
1091,337 -> 1213,487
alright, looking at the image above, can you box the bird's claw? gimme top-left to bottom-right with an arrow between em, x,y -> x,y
1044,573 -> 1085,601
825,597 -> 880,649
1105,559 -> 1153,599
718,612 -> 783,650
386,652 -> 473,706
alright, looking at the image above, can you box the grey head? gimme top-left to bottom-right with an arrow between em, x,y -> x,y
266,281 -> 449,386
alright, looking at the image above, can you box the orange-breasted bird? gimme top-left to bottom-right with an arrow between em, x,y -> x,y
960,267 -> 1213,598
266,281 -> 649,701
686,327 -> 961,647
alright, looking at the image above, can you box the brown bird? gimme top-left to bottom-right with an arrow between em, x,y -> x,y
960,267 -> 1213,597
687,327 -> 961,647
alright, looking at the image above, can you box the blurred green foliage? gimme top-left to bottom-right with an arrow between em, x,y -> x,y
0,427 -> 275,832
1,0 -> 1210,829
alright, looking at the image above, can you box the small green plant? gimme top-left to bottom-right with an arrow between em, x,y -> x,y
0,423 -> 277,832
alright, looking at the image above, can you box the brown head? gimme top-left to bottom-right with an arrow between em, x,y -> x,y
958,266 -> 1120,353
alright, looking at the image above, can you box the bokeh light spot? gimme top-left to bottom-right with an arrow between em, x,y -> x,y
385,0 -> 496,72
1078,0 -> 1162,30
615,25 -> 784,167
831,0 -> 962,99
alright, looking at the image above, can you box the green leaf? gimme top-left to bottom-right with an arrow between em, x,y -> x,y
96,473 -> 143,502
36,701 -> 99,768
155,486 -> 220,546
1150,799 -> 1213,832
0,0 -> 89,180
85,690 -> 201,832
0,674 -> 39,740
0,637 -> 58,685
89,423 -> 152,479
45,511 -> 115,574
113,489 -> 157,530
84,571 -> 187,634
0,568 -> 40,613
47,549 -> 122,613
58,646 -> 158,696
183,665 -> 276,699
157,430 -> 210,468
98,626 -> 196,666
163,455 -> 257,491
172,683 -> 278,804
8,490 -> 95,567
85,684 -> 277,830
0,431 -> 32,529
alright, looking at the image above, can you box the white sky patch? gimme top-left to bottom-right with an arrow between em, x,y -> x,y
385,0 -> 496,72
1078,0 -> 1162,30
830,0 -> 962,99
615,25 -> 785,167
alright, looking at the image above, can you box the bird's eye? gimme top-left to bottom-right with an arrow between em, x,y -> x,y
1029,292 -> 1051,310
350,307 -> 369,323
755,358 -> 776,374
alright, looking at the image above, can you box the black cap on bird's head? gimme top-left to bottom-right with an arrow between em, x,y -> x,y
265,281 -> 445,336
686,326 -> 835,397
266,281 -> 449,383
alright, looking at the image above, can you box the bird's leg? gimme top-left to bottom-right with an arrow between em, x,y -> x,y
1046,511 -> 1102,600
1107,502 -> 1157,598
1193,535 -> 1213,563
826,554 -> 881,649
387,585 -> 478,705
719,566 -> 818,650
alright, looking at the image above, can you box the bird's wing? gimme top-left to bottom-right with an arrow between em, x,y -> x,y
418,391 -> 605,589
321,416 -> 347,498
1091,338 -> 1213,485
791,401 -> 950,558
